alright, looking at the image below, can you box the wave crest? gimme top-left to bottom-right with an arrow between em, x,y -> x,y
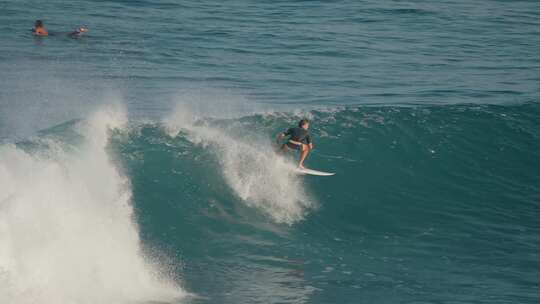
0,105 -> 184,304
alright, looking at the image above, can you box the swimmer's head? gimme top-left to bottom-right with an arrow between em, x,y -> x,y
34,20 -> 44,28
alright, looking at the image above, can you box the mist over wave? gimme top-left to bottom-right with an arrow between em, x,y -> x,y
0,105 -> 184,304
165,101 -> 316,224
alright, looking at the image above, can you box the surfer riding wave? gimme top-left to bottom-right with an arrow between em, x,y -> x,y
276,119 -> 313,169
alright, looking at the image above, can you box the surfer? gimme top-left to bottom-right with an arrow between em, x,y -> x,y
277,119 -> 314,169
32,20 -> 48,36
69,26 -> 88,38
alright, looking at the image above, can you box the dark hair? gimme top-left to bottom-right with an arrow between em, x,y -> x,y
35,20 -> 43,27
298,119 -> 309,127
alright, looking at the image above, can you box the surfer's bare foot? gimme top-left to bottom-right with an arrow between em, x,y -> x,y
298,164 -> 305,169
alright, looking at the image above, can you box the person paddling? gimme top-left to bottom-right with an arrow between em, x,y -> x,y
69,26 -> 88,38
32,20 -> 48,36
276,119 -> 314,169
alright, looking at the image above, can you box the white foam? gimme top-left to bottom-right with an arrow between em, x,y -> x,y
166,102 -> 316,225
0,105 -> 184,304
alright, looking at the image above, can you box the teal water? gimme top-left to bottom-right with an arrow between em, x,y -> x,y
1,1 -> 540,303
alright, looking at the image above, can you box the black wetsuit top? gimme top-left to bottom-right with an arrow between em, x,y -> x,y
284,127 -> 311,144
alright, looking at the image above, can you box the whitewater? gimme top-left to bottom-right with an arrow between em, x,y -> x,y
0,105 -> 184,303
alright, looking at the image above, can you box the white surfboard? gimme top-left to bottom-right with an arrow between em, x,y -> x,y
295,167 -> 335,176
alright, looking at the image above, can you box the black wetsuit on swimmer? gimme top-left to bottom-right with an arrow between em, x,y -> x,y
283,127 -> 311,150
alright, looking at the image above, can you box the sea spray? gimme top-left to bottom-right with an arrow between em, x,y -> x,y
0,105 -> 184,304
165,103 -> 316,224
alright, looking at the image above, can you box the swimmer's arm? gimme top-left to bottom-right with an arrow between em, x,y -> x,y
33,28 -> 48,36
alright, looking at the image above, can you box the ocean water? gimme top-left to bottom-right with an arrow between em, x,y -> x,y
1,1 -> 540,303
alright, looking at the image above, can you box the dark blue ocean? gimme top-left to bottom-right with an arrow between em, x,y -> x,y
1,1 -> 540,303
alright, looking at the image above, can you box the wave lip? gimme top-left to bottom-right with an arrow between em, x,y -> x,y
0,105 -> 184,304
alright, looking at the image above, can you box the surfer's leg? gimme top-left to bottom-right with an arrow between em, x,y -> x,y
298,144 -> 310,168
277,143 -> 288,154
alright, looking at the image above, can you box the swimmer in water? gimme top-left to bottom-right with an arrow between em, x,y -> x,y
32,20 -> 48,36
69,26 -> 88,38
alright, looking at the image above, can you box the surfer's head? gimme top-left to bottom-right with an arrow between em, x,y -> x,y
298,119 -> 310,129
34,20 -> 44,28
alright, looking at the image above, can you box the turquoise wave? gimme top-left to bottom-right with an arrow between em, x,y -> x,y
2,103 -> 539,303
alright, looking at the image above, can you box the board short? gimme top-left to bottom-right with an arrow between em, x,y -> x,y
286,141 -> 303,151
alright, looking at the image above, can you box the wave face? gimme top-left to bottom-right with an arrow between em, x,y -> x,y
1,102 -> 540,304
0,106 -> 184,304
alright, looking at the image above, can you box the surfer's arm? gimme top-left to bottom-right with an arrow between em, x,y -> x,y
276,128 -> 292,142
